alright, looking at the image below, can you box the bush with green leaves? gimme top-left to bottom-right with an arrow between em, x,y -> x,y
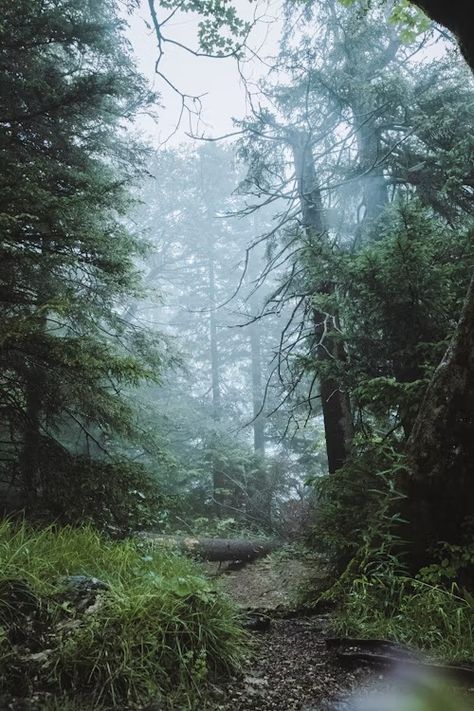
308,439 -> 408,575
309,440 -> 474,661
0,522 -> 247,708
33,453 -> 164,532
342,199 -> 474,437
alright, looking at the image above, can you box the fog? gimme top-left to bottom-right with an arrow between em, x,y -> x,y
1,1 -> 473,707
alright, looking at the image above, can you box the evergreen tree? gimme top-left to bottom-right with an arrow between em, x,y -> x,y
0,0 -> 165,525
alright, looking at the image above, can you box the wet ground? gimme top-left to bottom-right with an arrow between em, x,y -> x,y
206,555 -> 378,711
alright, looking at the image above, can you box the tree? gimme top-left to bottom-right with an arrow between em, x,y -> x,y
235,0 -> 435,470
0,0 -> 166,525
409,0 -> 473,68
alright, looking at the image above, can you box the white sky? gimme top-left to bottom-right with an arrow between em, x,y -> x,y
124,1 -> 456,148
125,0 -> 282,146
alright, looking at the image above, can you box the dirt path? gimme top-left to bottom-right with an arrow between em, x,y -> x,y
211,555 -> 314,610
211,616 -> 372,711
207,556 -> 376,711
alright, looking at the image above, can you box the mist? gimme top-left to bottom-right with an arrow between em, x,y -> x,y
0,0 -> 473,708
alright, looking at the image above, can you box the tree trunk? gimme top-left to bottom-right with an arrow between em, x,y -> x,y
208,251 -> 227,517
250,319 -> 265,455
141,534 -> 278,561
403,277 -> 474,567
388,2 -> 474,569
246,316 -> 273,526
290,129 -> 353,473
410,1 -> 474,70
244,248 -> 274,526
20,270 -> 47,508
352,100 -> 389,240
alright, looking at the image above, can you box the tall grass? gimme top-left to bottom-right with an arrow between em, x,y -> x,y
331,569 -> 474,662
0,521 -> 247,708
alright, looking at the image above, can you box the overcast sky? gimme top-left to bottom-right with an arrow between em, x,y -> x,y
124,1 -> 454,148
125,0 -> 282,146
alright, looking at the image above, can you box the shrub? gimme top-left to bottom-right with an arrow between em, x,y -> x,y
308,440 -> 407,575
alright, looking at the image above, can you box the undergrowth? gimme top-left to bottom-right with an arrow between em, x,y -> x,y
0,521 -> 247,708
167,515 -> 271,540
309,442 -> 474,662
328,565 -> 474,661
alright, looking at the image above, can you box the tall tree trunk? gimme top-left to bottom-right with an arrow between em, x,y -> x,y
352,102 -> 389,237
250,323 -> 265,455
402,277 -> 474,568
244,243 -> 272,526
208,251 -> 227,517
389,2 -> 474,569
246,315 -> 273,526
289,130 -> 353,473
247,252 -> 265,458
20,255 -> 48,509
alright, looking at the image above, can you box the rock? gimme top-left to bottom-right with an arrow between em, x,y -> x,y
243,612 -> 272,631
58,575 -> 109,612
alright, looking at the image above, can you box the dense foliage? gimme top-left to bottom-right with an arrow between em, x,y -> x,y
1,0 -> 474,705
0,0 -> 167,525
232,0 -> 474,656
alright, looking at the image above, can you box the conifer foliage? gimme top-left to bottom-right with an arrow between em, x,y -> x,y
0,0 -> 164,525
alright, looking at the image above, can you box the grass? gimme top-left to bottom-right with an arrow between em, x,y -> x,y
0,520 -> 247,708
330,569 -> 474,662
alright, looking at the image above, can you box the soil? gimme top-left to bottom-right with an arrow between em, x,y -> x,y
210,616 -> 377,711
205,554 -> 316,610
207,556 -> 380,711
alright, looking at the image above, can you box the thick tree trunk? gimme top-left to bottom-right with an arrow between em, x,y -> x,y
141,534 -> 278,561
403,277 -> 474,567
352,102 -> 389,240
410,1 -> 474,70
290,130 -> 353,473
387,2 -> 474,569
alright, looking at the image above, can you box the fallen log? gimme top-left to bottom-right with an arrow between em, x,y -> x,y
139,534 -> 279,562
326,638 -> 474,686
336,650 -> 474,686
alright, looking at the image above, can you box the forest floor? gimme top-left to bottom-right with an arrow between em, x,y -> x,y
205,556 -> 380,711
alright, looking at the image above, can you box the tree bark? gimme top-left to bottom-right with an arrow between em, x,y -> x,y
250,319 -> 265,456
403,277 -> 474,567
208,247 -> 228,517
351,98 -> 389,240
290,129 -> 353,473
246,316 -> 273,526
244,250 -> 273,526
410,1 -> 474,70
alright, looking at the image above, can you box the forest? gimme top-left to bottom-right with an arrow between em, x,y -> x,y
0,0 -> 473,708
